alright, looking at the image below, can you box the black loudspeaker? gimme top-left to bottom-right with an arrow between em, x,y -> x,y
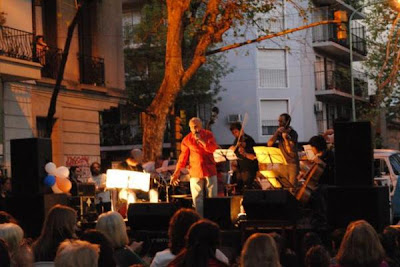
6,194 -> 69,238
334,121 -> 373,186
327,186 -> 390,231
204,196 -> 242,229
11,138 -> 52,195
242,190 -> 299,223
128,203 -> 177,231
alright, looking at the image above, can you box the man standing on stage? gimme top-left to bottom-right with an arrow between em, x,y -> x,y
171,117 -> 218,216
267,113 -> 299,188
229,122 -> 258,194
88,162 -> 111,215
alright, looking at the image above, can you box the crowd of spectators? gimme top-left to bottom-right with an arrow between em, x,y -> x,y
0,203 -> 399,267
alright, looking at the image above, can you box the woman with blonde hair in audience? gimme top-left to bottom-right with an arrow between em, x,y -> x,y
96,211 -> 144,267
332,220 -> 387,267
240,233 -> 281,267
55,239 -> 99,267
32,204 -> 77,262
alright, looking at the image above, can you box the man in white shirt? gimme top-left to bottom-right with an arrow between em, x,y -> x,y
88,162 -> 111,215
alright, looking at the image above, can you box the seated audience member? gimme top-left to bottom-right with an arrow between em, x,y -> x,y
332,220 -> 387,267
240,233 -> 281,267
96,211 -> 144,267
380,226 -> 400,267
270,232 -> 298,267
0,222 -> 33,267
0,238 -> 11,267
0,177 -> 11,210
55,239 -> 99,267
329,228 -> 345,265
0,223 -> 24,255
80,229 -> 116,267
305,245 -> 330,267
168,219 -> 228,267
32,205 -> 77,262
151,208 -> 228,267
301,232 -> 323,264
0,211 -> 18,224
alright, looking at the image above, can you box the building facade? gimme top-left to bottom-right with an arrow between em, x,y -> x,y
0,0 -> 125,179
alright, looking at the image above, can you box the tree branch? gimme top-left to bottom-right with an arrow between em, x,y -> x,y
206,19 -> 341,55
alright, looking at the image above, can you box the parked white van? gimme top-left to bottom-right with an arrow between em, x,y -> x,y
374,149 -> 400,196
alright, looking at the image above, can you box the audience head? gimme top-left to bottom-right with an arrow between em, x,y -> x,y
380,226 -> 400,259
305,245 -> 330,267
0,238 -> 10,267
330,228 -> 345,255
0,223 -> 24,254
302,232 -> 322,258
0,211 -> 18,224
55,239 -> 99,267
80,229 -> 116,267
240,233 -> 280,267
336,220 -> 385,267
96,211 -> 128,249
33,204 -> 77,261
168,208 -> 201,255
11,240 -> 34,267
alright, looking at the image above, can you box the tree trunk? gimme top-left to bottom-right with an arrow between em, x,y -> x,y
142,0 -> 189,161
45,2 -> 84,137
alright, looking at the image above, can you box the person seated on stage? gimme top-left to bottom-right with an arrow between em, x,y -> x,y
229,122 -> 258,194
240,233 -> 281,267
68,166 -> 82,197
118,148 -> 144,172
88,162 -> 111,215
54,239 -> 99,267
96,211 -> 144,267
168,219 -> 229,267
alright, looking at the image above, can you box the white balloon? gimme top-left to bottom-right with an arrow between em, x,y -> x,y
55,166 -> 70,179
45,162 -> 57,175
51,184 -> 63,194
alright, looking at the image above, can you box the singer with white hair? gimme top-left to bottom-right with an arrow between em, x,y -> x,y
171,117 -> 218,216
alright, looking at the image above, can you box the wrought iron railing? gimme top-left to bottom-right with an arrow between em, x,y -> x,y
79,54 -> 105,86
39,46 -> 63,79
312,8 -> 367,56
315,69 -> 368,98
0,25 -> 34,61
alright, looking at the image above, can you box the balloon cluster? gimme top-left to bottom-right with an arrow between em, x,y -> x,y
44,162 -> 72,194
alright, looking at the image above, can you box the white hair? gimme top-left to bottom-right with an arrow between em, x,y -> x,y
189,117 -> 202,126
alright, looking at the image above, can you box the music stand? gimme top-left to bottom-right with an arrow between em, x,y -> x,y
213,149 -> 238,163
253,146 -> 293,189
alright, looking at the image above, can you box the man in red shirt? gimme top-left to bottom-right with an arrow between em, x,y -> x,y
171,117 -> 218,216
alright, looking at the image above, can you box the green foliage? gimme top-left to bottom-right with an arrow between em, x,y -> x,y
124,0 -> 234,114
364,3 -> 400,122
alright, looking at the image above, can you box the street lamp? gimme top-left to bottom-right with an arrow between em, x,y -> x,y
349,0 -> 400,121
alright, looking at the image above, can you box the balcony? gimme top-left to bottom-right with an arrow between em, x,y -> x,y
79,54 -> 105,86
313,8 -> 367,62
315,69 -> 369,102
38,46 -> 63,80
0,25 -> 41,81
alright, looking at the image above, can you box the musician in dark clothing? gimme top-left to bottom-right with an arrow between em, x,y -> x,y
308,135 -> 334,229
229,122 -> 259,194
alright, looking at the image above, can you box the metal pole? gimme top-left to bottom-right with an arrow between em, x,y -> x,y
349,1 -> 384,121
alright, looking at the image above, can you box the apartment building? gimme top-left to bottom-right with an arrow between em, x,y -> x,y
0,0 -> 125,178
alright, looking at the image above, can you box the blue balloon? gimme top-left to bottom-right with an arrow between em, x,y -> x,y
44,175 -> 56,187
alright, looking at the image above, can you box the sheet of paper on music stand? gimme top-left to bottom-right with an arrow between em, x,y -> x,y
213,149 -> 238,163
106,169 -> 151,192
253,146 -> 287,165
303,145 -> 316,161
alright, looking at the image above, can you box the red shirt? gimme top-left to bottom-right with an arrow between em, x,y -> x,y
176,129 -> 218,178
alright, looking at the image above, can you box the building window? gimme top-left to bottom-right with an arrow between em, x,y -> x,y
258,49 -> 288,88
260,100 -> 288,135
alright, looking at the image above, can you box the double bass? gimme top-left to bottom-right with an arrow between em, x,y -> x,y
295,157 -> 325,203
